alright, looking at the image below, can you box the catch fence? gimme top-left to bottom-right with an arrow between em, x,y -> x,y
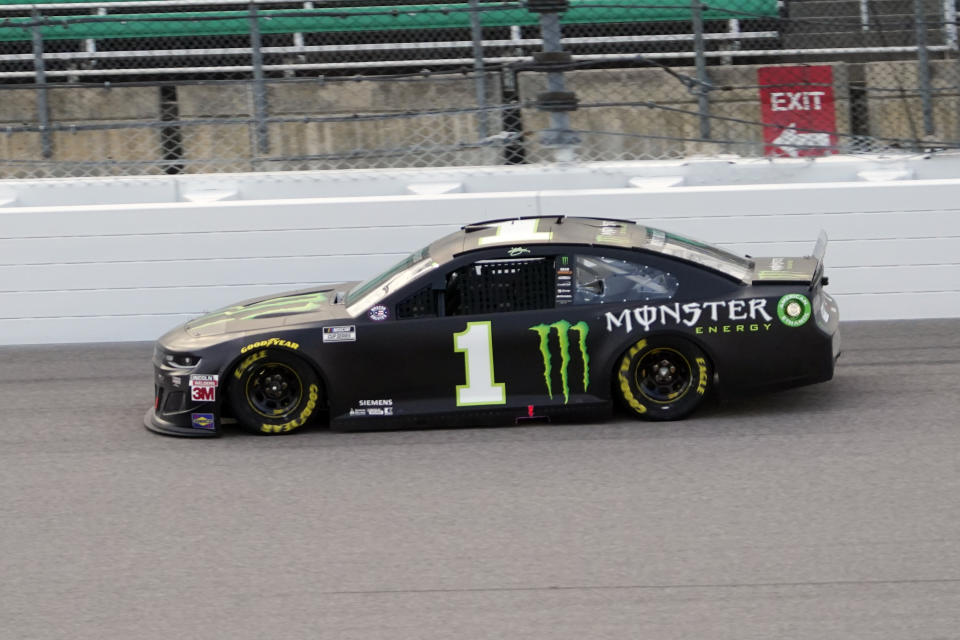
1,0 -> 959,177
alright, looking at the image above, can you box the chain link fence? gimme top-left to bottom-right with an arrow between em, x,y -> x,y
2,0 -> 959,177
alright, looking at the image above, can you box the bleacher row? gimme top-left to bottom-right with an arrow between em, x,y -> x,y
0,0 -> 780,79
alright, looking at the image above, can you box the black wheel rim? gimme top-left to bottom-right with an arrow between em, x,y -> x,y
634,348 -> 692,404
245,362 -> 302,418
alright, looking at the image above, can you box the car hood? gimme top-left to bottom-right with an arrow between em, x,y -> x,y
185,283 -> 358,337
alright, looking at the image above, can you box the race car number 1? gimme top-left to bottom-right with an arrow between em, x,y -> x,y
453,322 -> 506,406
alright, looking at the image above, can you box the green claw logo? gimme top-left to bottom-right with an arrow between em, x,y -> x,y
529,320 -> 590,404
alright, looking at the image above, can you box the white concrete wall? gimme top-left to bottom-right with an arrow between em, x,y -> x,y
1,156 -> 959,345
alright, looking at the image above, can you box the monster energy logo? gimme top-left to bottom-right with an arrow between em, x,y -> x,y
529,320 -> 590,404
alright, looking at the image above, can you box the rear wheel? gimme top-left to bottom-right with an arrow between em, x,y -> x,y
228,349 -> 322,435
616,337 -> 711,421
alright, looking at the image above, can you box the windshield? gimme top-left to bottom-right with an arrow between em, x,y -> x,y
646,228 -> 754,283
345,247 -> 439,316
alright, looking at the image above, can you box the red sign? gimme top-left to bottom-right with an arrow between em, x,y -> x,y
758,65 -> 838,157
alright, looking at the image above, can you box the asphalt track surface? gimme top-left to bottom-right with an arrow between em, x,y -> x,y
2,319 -> 960,640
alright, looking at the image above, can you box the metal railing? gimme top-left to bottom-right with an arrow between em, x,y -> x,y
1,0 -> 959,178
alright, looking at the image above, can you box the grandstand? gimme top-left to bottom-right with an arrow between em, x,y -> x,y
0,0 -> 783,80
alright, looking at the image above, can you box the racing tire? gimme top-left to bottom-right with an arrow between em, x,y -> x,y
615,337 -> 711,421
228,349 -> 323,435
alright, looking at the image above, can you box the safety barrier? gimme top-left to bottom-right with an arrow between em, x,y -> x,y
1,155 -> 958,345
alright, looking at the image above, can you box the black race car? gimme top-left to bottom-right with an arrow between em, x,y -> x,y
146,216 -> 840,436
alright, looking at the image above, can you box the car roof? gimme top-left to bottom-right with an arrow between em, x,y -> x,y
426,216 -> 754,284
428,216 -> 647,262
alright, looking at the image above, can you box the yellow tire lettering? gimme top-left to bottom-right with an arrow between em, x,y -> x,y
234,350 -> 267,379
618,348 -> 647,415
262,384 -> 319,434
696,357 -> 708,395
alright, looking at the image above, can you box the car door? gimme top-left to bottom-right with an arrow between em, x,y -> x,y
338,247 -> 602,424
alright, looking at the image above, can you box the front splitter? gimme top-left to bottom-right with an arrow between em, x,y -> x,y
144,408 -> 220,437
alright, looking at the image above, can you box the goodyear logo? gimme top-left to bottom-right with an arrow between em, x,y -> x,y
240,337 -> 300,354
529,320 -> 590,404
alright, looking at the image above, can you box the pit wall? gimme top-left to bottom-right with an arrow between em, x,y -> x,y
1,155 -> 958,345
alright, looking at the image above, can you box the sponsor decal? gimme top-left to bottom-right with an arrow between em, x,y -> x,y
529,320 -> 590,404
555,255 -> 573,304
777,293 -> 812,327
191,413 -> 215,430
595,222 -> 632,246
368,305 -> 389,322
351,399 -> 393,416
755,258 -> 816,281
695,323 -> 773,335
358,399 -> 393,407
189,374 -> 219,402
508,246 -> 531,257
323,325 -> 357,343
170,376 -> 183,388
240,337 -> 300,354
605,299 -> 773,334
477,219 -> 552,246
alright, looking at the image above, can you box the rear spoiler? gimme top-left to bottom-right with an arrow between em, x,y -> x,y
752,230 -> 828,287
809,230 -> 828,288
811,230 -> 828,264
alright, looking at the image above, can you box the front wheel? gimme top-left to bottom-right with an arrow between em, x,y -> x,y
616,337 -> 711,421
228,349 -> 323,435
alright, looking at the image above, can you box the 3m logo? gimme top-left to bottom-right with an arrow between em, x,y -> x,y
189,374 -> 218,402
529,320 -> 590,404
191,387 -> 215,402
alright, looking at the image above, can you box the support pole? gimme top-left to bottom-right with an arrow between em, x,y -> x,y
31,8 -> 53,159
468,0 -> 490,140
945,0 -> 960,143
945,0 -> 959,51
691,0 -> 711,139
537,11 -> 579,161
249,2 -> 270,155
915,0 -> 935,136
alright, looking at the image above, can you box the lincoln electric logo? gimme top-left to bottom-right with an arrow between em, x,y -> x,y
529,320 -> 590,404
